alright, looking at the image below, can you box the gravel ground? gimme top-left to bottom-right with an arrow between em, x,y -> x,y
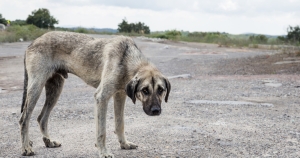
0,35 -> 300,157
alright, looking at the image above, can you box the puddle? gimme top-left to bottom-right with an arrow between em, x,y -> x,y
186,100 -> 274,107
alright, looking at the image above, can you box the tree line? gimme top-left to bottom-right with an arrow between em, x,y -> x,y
0,8 -> 58,29
1,8 -> 300,44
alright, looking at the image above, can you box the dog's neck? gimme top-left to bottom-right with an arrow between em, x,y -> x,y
125,44 -> 160,82
127,61 -> 159,80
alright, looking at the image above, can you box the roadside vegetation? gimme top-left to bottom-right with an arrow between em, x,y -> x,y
0,25 -> 47,42
147,29 -> 300,48
1,9 -> 300,50
0,9 -> 55,43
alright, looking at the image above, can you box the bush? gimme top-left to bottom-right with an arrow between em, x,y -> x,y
75,27 -> 89,33
165,30 -> 181,40
249,35 -> 268,44
11,19 -> 27,26
0,25 -> 47,43
184,32 -> 230,44
287,25 -> 300,43
147,33 -> 169,39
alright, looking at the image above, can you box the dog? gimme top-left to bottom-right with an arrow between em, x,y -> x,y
19,31 -> 171,157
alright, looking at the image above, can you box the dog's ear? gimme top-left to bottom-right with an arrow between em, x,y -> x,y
164,77 -> 171,102
125,78 -> 139,104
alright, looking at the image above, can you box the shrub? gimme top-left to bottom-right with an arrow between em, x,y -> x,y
249,35 -> 268,44
75,27 -> 89,33
165,30 -> 182,40
0,25 -> 47,43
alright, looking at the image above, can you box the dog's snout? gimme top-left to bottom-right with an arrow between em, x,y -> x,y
151,106 -> 161,115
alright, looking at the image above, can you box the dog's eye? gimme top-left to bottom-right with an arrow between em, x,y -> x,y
142,88 -> 149,95
157,87 -> 164,95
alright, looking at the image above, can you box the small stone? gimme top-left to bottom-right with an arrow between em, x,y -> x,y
12,112 -> 16,115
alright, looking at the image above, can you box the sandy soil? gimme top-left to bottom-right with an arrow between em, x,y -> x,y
0,35 -> 300,158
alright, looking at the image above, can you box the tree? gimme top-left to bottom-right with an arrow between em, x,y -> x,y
0,14 -> 7,25
287,25 -> 300,43
117,18 -> 150,34
26,8 -> 58,29
117,18 -> 130,33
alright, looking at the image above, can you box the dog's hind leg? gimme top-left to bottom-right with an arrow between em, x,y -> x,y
19,76 -> 48,156
37,73 -> 64,148
113,91 -> 138,150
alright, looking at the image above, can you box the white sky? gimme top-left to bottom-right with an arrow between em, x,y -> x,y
0,0 -> 299,35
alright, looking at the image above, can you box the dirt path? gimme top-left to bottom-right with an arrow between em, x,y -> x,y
0,35 -> 299,157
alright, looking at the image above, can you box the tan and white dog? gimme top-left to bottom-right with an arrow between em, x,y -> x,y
19,31 -> 171,157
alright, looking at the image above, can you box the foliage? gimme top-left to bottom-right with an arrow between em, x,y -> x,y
148,30 -> 182,40
248,35 -> 268,43
276,36 -> 286,42
11,19 -> 27,26
0,13 -> 7,25
74,27 -> 89,33
274,25 -> 300,45
26,8 -> 58,29
0,25 -> 48,43
165,30 -> 181,37
149,33 -> 169,39
118,19 -> 150,34
287,25 -> 300,43
184,32 -> 230,44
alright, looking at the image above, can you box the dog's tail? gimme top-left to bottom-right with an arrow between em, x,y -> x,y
21,54 -> 28,113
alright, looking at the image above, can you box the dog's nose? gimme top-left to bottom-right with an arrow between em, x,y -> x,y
151,106 -> 161,115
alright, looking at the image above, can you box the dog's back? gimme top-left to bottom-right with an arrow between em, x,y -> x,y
28,31 -> 95,54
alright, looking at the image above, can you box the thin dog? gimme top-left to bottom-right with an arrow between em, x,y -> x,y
19,31 -> 171,157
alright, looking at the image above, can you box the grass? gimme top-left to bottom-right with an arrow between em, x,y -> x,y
1,26 -> 299,50
0,25 -> 48,43
146,30 -> 300,48
0,26 -> 114,43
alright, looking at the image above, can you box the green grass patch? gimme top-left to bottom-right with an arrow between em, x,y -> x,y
0,25 -> 48,43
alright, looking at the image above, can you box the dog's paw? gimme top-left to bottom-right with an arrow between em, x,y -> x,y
43,137 -> 61,148
99,151 -> 114,158
22,145 -> 34,156
121,141 -> 138,150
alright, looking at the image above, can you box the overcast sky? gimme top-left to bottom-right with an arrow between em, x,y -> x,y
0,0 -> 299,35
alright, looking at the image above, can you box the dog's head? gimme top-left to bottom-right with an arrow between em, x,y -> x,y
125,68 -> 171,116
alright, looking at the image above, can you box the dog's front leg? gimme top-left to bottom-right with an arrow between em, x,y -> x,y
113,91 -> 138,150
94,87 -> 114,158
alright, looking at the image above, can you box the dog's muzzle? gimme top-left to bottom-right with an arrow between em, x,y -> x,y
151,106 -> 160,115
